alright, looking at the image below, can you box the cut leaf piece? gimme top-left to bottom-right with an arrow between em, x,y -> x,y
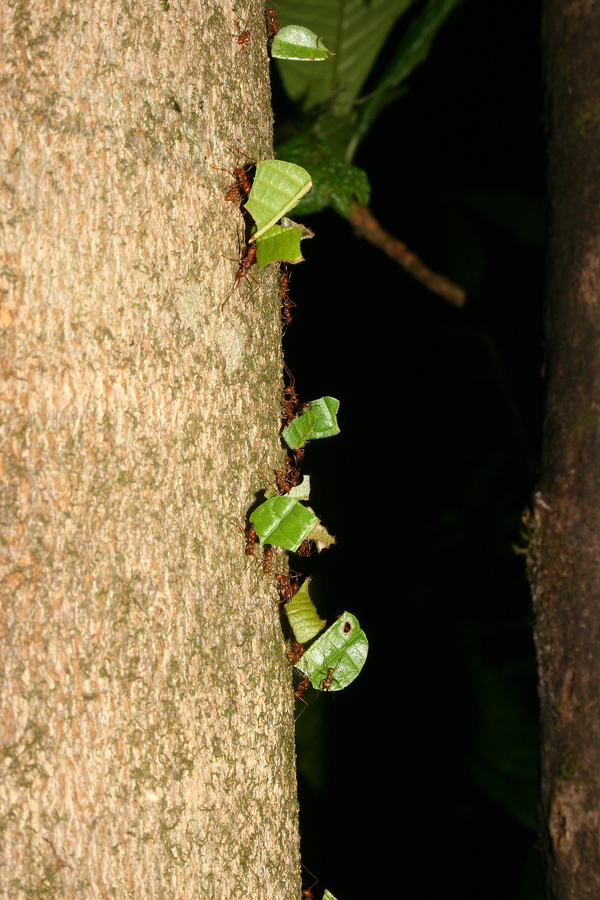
245,160 -> 313,241
249,497 -> 318,552
255,221 -> 304,267
282,397 -> 340,449
284,578 -> 326,644
280,216 -> 315,241
306,518 -> 336,552
282,407 -> 316,449
288,475 -> 311,500
322,893 -> 339,900
304,397 -> 339,439
271,25 -> 334,61
295,612 -> 368,691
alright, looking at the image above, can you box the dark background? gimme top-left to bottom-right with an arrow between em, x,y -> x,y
272,1 -> 545,897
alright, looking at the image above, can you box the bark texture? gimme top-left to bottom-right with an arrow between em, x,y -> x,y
0,1 -> 300,898
529,1 -> 600,896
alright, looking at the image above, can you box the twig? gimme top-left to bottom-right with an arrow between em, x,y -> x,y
348,202 -> 467,307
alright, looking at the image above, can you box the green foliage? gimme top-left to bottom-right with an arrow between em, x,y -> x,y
273,0 -> 465,226
276,0 -> 413,118
346,0 -> 466,160
276,134 -> 370,218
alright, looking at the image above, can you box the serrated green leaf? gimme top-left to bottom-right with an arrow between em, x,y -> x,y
282,396 -> 340,449
295,612 -> 368,691
284,578 -> 326,643
276,135 -> 370,217
249,497 -> 318,552
271,25 -> 334,61
245,160 -> 312,241
348,0 -> 465,159
276,0 -> 413,116
255,222 -> 304,267
322,892 -> 339,900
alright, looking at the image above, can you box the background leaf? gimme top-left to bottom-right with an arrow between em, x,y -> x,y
347,0 -> 466,159
276,134 -> 370,217
276,0 -> 413,116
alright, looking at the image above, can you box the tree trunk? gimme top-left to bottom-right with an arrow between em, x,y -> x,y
0,1 -> 300,898
529,2 -> 600,896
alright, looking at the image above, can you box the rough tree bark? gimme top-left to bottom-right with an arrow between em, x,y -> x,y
0,1 -> 300,898
528,2 -> 600,897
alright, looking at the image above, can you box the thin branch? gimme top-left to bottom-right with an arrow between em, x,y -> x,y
349,202 -> 467,307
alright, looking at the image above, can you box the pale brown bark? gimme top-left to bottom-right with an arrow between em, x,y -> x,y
528,1 -> 600,897
0,2 -> 300,898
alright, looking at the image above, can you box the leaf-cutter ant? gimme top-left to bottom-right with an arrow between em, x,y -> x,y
262,545 -> 274,574
274,570 -> 301,604
236,30 -> 251,51
282,364 -> 306,425
287,640 -> 305,666
294,673 -> 310,702
279,264 -> 295,333
301,864 -> 320,900
321,666 -> 336,691
244,523 -> 258,556
295,538 -> 316,557
265,3 -> 279,40
212,150 -> 255,205
222,240 -> 260,307
274,452 -> 303,495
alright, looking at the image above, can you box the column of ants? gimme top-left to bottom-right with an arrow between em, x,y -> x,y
222,10 -> 332,898
221,153 -> 325,900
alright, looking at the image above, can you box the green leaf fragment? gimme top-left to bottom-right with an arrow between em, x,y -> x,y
282,407 -> 316,449
288,475 -> 311,500
271,25 -> 334,61
305,397 -> 339,439
284,577 -> 326,643
322,893 -> 339,900
282,397 -> 340,449
245,160 -> 313,241
255,222 -> 304,267
249,497 -> 318,552
280,216 -> 314,241
295,612 -> 368,691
